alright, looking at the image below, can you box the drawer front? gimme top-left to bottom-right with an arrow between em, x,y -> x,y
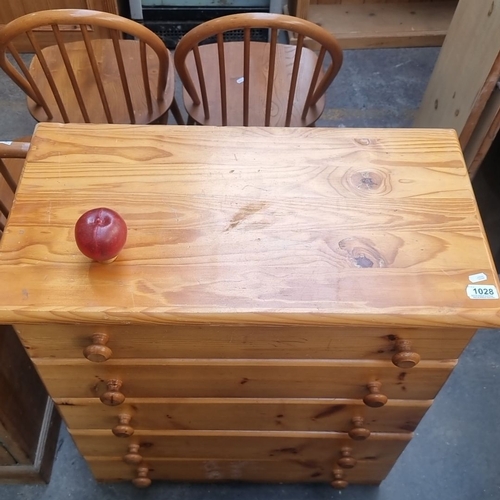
35,358 -> 455,400
87,456 -> 394,484
56,397 -> 431,433
71,429 -> 411,461
16,323 -> 474,361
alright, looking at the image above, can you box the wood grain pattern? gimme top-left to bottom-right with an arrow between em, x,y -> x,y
86,456 -> 395,484
70,428 -> 411,461
15,323 -> 475,361
0,124 -> 498,329
0,123 -> 496,487
289,1 -> 457,50
56,397 -> 431,433
413,0 -> 500,147
33,358 -> 455,400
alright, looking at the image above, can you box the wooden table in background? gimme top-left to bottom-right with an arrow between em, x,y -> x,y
0,123 -> 498,488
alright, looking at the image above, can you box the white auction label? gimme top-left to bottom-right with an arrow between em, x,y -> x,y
469,272 -> 487,283
466,284 -> 499,299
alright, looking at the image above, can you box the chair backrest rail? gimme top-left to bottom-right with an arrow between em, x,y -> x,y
217,33 -> 228,126
302,46 -> 326,120
26,29 -> 70,122
193,44 -> 209,117
140,40 -> 153,115
243,27 -> 251,127
286,34 -> 304,127
0,141 -> 28,234
265,28 -> 278,127
110,30 -> 135,124
0,195 -> 9,219
0,158 -> 17,194
7,42 -> 53,118
52,24 -> 90,122
80,24 -> 113,123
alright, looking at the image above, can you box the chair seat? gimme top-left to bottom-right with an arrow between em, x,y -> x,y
28,39 -> 175,124
182,41 -> 326,127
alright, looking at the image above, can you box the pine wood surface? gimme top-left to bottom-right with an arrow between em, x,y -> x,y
0,124 -> 498,330
413,0 -> 500,147
307,1 -> 455,49
56,397 -> 431,432
0,123 -> 494,487
33,358 -> 455,400
16,323 -> 475,361
70,428 -> 410,459
86,456 -> 395,483
288,0 -> 457,50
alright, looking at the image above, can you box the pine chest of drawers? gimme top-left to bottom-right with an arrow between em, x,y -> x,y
0,123 -> 499,489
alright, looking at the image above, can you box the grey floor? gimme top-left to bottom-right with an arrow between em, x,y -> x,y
1,47 -> 500,500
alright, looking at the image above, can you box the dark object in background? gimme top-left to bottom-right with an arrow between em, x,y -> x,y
0,325 -> 61,483
142,6 -> 268,49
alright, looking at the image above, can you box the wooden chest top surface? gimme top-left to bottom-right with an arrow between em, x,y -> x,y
0,123 -> 498,328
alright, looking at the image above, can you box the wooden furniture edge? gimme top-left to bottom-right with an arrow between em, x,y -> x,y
0,398 -> 61,483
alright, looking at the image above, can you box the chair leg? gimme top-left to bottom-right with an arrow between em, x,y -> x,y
170,98 -> 185,125
187,115 -> 196,125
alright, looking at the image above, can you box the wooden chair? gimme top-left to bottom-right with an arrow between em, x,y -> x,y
0,9 -> 183,125
0,141 -> 29,236
174,13 -> 343,126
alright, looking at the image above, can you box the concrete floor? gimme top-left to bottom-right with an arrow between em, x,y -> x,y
1,47 -> 500,500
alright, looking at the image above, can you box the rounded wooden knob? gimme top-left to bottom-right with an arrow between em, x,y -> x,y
132,466 -> 151,488
348,416 -> 371,441
363,381 -> 388,408
392,339 -> 420,368
83,333 -> 112,362
123,444 -> 143,465
100,379 -> 125,406
331,469 -> 348,489
112,413 -> 134,437
337,446 -> 357,469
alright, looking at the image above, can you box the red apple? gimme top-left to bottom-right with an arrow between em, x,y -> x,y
74,207 -> 127,263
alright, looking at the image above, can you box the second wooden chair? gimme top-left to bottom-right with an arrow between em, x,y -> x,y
0,9 -> 183,125
174,13 -> 343,126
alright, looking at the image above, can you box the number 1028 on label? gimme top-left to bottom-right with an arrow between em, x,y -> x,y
466,284 -> 499,300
